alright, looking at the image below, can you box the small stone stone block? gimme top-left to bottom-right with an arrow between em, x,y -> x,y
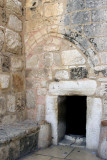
38,121 -> 52,148
72,11 -> 90,24
67,0 -> 85,12
0,29 -> 4,51
12,73 -> 24,92
0,74 -> 10,89
70,67 -> 88,80
0,97 -> 6,116
26,89 -> 36,108
2,55 -> 10,72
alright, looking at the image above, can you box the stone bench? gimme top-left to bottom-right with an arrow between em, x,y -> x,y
0,120 -> 39,160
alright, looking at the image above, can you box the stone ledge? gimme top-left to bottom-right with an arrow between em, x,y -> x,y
0,120 -> 39,145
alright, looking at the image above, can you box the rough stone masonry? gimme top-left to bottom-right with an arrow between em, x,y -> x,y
0,0 -> 107,159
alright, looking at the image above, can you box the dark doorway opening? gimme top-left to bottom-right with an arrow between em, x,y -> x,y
58,96 -> 87,141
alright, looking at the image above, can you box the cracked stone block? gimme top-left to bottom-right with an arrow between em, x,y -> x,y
0,97 -> 6,116
5,29 -> 22,54
67,0 -> 85,12
62,50 -> 86,65
0,74 -> 10,89
0,29 -> 4,51
92,8 -> 107,22
55,70 -> 69,80
7,95 -> 16,113
70,67 -> 88,80
26,90 -> 36,109
2,55 -> 10,72
8,15 -> 22,32
72,11 -> 90,24
6,0 -> 22,15
12,73 -> 24,92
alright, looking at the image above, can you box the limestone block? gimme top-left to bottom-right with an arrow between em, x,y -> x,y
26,55 -> 38,68
44,53 -> 53,67
12,73 -> 24,92
44,3 -> 63,17
86,98 -> 102,150
0,0 -> 4,7
8,15 -> 22,32
49,80 -> 97,96
96,83 -> 107,97
84,23 -> 107,37
86,0 -> 107,8
61,50 -> 86,65
43,44 -> 60,51
38,121 -> 52,148
92,8 -> 107,22
94,65 -> 107,77
26,79 -> 40,89
36,105 -> 45,122
2,55 -> 10,72
11,57 -> 23,71
0,74 -> 10,89
9,140 -> 20,159
53,53 -> 61,66
0,97 -> 6,116
70,67 -> 88,80
26,89 -> 36,108
0,145 -> 9,160
72,11 -> 90,24
16,93 -> 26,111
2,115 -> 17,125
37,88 -> 47,95
7,95 -> 16,113
55,70 -> 69,80
89,37 -> 107,52
64,14 -> 71,26
99,52 -> 107,65
67,0 -> 85,12
5,29 -> 22,54
0,29 -> 4,51
6,0 -> 22,15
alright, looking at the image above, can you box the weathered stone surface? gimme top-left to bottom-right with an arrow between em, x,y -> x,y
8,15 -> 22,32
11,57 -> 23,71
0,0 -> 4,7
26,69 -> 49,79
7,95 -> 16,113
6,0 -> 22,15
89,37 -> 107,52
26,89 -> 36,108
43,44 -> 60,52
86,0 -> 107,8
72,11 -> 90,24
37,88 -> 47,96
26,55 -> 38,68
92,8 -> 107,22
0,97 -> 6,116
55,70 -> 69,80
49,80 -> 97,96
2,115 -> 17,125
0,29 -> 4,51
94,66 -> 107,77
9,140 -> 20,159
86,98 -> 102,150
44,3 -> 63,17
2,55 -> 10,72
84,23 -> 107,37
44,53 -> 53,67
38,121 -> 52,148
0,74 -> 10,89
26,78 -> 40,89
62,50 -> 86,65
96,83 -> 107,97
66,0 -> 85,12
64,14 -> 71,26
99,52 -> 107,65
12,73 -> 24,92
16,93 -> 25,113
5,29 -> 22,54
36,105 -> 45,122
70,67 -> 88,80
0,145 -> 9,160
53,53 -> 61,66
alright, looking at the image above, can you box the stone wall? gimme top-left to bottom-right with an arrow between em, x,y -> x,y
0,0 -> 26,125
25,0 -> 107,123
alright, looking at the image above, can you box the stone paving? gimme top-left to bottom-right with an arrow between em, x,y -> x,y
21,145 -> 101,160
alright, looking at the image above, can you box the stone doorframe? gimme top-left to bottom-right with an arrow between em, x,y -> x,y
45,79 -> 102,150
